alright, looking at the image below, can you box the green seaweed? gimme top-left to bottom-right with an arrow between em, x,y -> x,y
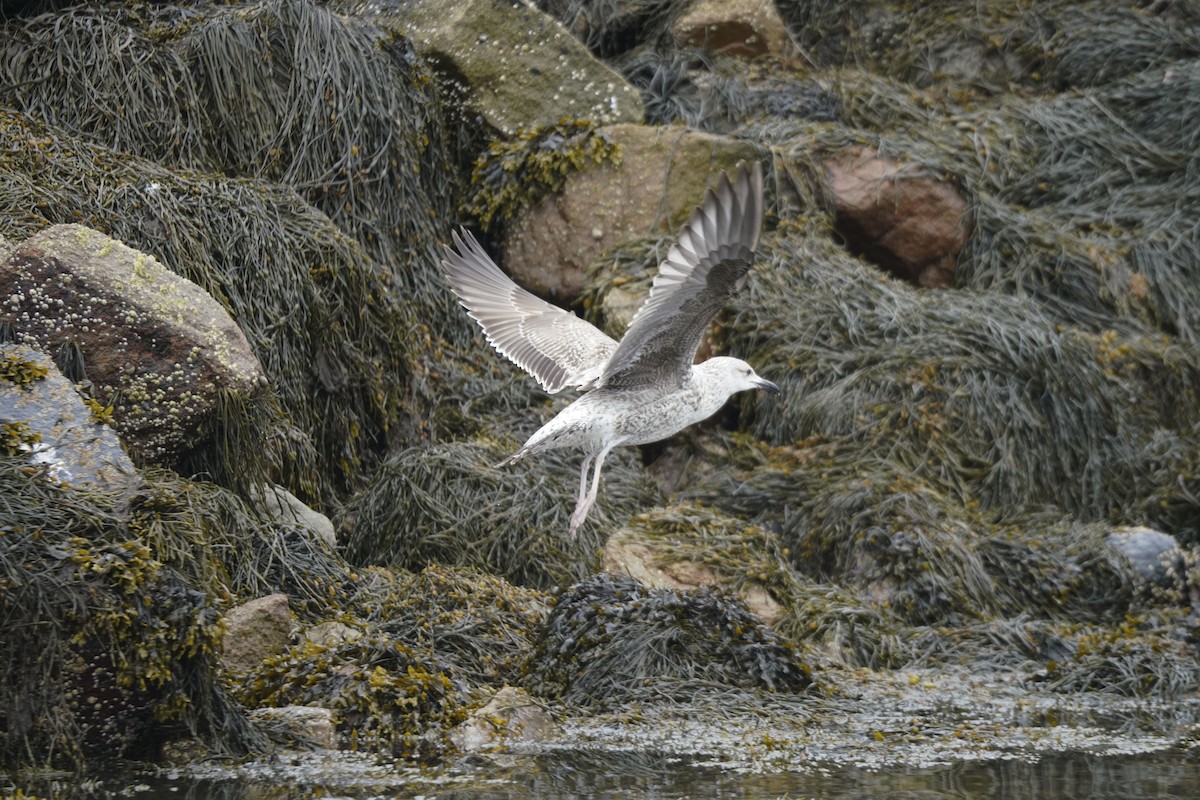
464,118 -> 622,232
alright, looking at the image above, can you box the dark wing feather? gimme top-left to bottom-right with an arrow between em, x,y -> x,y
442,229 -> 618,393
599,160 -> 764,388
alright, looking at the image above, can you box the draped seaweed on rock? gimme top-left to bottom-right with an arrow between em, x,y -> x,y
523,573 -> 811,708
720,222 -> 1200,536
0,0 -> 463,503
0,457 -> 268,772
464,118 -> 623,233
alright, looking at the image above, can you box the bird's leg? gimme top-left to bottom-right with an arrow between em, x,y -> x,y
568,444 -> 614,539
576,453 -> 595,507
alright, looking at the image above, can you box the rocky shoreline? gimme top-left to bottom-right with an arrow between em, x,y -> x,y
2,0 -> 1199,790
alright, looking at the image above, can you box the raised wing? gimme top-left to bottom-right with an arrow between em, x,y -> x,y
442,229 -> 618,393
599,160 -> 764,389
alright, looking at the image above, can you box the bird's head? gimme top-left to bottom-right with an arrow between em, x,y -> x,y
700,356 -> 780,396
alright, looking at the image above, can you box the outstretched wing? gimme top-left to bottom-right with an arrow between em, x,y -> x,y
442,229 -> 618,393
599,160 -> 764,389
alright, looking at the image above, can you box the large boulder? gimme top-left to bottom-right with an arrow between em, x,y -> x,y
0,224 -> 266,463
399,0 -> 642,135
501,125 -> 766,300
822,146 -> 971,287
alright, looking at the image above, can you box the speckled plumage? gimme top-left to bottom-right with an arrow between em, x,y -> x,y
442,161 -> 776,537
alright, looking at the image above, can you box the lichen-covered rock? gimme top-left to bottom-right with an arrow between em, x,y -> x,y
674,0 -> 795,58
221,593 -> 295,674
1,342 -> 138,490
0,224 -> 266,463
397,0 -> 642,135
823,146 -> 971,287
501,125 -> 765,300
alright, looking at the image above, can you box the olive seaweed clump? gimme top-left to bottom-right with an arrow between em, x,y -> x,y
524,573 -> 812,708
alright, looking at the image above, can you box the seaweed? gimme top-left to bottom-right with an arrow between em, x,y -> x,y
725,223 -> 1200,524
231,634 -> 465,761
523,573 -> 811,708
338,438 -> 660,590
362,564 -> 549,688
0,457 -> 266,774
464,118 -> 623,233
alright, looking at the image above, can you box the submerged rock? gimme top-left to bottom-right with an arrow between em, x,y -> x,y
0,224 -> 266,464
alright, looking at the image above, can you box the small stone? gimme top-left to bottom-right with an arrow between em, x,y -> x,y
250,705 -> 337,749
221,594 -> 295,674
450,686 -> 558,752
250,483 -> 337,549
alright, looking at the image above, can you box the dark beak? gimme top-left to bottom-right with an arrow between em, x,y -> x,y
756,377 -> 780,394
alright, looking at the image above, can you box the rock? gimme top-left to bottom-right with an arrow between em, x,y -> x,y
450,686 -> 558,752
602,527 -> 784,626
249,705 -> 337,749
822,146 -> 971,287
397,0 -> 642,136
502,125 -> 765,301
250,483 -> 337,549
1107,526 -> 1190,606
303,620 -> 363,649
674,0 -> 795,58
221,593 -> 295,674
0,224 -> 267,463
1,343 -> 139,490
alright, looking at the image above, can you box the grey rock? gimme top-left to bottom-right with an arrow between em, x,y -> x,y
1108,526 -> 1189,605
0,342 -> 139,491
250,482 -> 337,549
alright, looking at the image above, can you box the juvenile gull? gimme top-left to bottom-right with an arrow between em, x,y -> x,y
442,160 -> 776,538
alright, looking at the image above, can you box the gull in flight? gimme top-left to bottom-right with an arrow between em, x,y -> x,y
442,160 -> 777,538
